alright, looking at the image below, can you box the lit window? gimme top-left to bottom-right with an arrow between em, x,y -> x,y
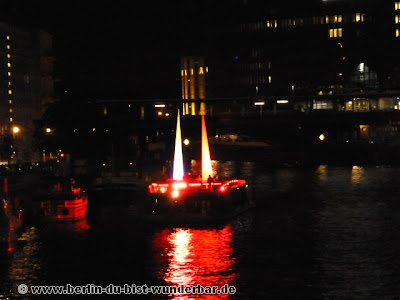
184,69 -> 187,76
397,29 -> 400,37
6,45 -> 10,49
396,1 -> 400,10
8,100 -> 12,104
396,15 -> 400,24
199,67 -> 204,75
335,15 -> 342,23
7,54 -> 10,58
6,35 -> 10,40
7,72 -> 11,76
355,13 -> 365,22
329,28 -> 342,38
181,70 -> 184,76
9,118 -> 13,122
7,63 -> 11,67
9,109 -> 12,113
206,66 -> 208,73
313,100 -> 333,110
8,81 -> 11,86
268,75 -> 272,84
8,90 -> 12,95
266,20 -> 277,28
190,68 -> 194,75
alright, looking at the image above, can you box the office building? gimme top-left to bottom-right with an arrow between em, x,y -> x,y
192,0 -> 400,101
0,21 -> 55,162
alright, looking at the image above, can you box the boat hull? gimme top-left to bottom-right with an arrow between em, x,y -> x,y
38,197 -> 88,223
144,181 -> 255,225
89,173 -> 145,204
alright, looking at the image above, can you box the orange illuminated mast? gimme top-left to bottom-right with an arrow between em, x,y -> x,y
201,115 -> 213,183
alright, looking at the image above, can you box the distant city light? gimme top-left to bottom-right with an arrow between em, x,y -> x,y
155,104 -> 166,108
254,101 -> 265,106
46,127 -> 52,133
12,126 -> 20,133
277,100 -> 289,104
319,134 -> 326,141
183,138 -> 190,146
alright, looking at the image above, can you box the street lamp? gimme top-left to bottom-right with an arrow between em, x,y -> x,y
12,126 -> 20,134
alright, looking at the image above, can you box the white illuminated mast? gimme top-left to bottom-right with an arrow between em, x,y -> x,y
172,109 -> 184,180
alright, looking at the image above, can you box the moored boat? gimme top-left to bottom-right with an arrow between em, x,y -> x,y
31,178 -> 88,223
209,133 -> 272,148
89,171 -> 146,203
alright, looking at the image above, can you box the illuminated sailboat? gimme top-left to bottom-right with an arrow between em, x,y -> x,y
146,110 -> 253,224
172,109 -> 184,180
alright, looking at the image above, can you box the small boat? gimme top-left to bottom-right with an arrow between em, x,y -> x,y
31,178 -> 88,223
209,133 -> 272,148
89,171 -> 146,203
187,133 -> 274,163
143,110 -> 256,225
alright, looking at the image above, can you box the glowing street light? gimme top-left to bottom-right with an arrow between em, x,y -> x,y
45,127 -> 52,133
12,126 -> 20,134
319,134 -> 326,141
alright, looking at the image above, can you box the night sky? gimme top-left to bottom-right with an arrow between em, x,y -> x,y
0,0 -> 341,100
0,1 -> 242,100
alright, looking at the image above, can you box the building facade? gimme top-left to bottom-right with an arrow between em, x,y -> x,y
180,56 -> 208,115
0,22 -> 55,162
197,0 -> 400,99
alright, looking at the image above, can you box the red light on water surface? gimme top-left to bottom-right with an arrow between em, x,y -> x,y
152,226 -> 236,299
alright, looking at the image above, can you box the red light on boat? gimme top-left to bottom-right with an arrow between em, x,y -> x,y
188,183 -> 202,187
220,186 -> 226,192
171,181 -> 187,189
171,190 -> 180,198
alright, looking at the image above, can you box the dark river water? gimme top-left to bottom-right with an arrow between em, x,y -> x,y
2,163 -> 400,299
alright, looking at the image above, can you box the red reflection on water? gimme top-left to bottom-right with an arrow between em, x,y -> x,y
152,225 -> 236,300
73,218 -> 91,231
